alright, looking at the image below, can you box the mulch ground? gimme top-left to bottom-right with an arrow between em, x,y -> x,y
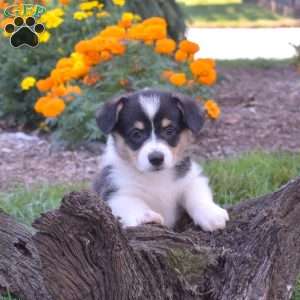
1,65 -> 300,191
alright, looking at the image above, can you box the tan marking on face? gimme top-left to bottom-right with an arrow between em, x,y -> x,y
161,118 -> 172,128
170,130 -> 193,162
113,133 -> 138,165
134,121 -> 145,130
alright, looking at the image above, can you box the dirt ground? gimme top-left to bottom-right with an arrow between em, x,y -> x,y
1,65 -> 300,191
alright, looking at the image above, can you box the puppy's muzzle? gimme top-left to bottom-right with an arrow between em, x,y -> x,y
148,151 -> 164,168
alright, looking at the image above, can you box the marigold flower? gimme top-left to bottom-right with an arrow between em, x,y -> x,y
66,85 -> 81,95
198,69 -> 217,86
175,49 -> 187,62
50,8 -> 64,17
127,24 -> 145,40
79,1 -> 99,11
100,26 -> 126,39
21,76 -> 36,90
36,77 -> 54,92
42,97 -> 66,118
112,0 -> 125,6
179,40 -> 199,54
143,25 -> 167,41
73,11 -> 90,21
169,73 -> 187,86
38,31 -> 50,43
96,11 -> 110,18
119,13 -> 133,28
100,50 -> 112,61
142,17 -> 167,28
59,0 -> 70,5
40,9 -> 64,29
161,70 -> 174,80
204,100 -> 221,119
155,38 -> 176,55
190,58 -> 216,77
34,96 -> 51,114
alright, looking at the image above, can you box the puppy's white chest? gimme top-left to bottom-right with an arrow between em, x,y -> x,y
137,173 -> 180,227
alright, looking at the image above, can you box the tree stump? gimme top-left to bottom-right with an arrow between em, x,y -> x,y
0,177 -> 300,300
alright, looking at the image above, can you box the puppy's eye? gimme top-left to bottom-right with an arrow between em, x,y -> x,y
129,128 -> 144,141
163,126 -> 177,136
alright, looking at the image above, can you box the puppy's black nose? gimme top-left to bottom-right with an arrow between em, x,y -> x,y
148,151 -> 164,167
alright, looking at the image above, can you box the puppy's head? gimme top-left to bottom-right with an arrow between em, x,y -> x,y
96,89 -> 204,172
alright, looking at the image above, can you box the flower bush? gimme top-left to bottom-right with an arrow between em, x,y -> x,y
0,0 -> 219,147
0,0 -> 119,127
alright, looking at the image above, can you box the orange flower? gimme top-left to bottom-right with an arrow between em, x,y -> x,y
34,96 -> 51,114
179,40 -> 199,54
169,73 -> 187,86
36,77 -> 54,92
59,0 -> 70,4
175,49 -> 187,62
155,38 -> 176,55
42,97 -> 66,118
100,26 -> 126,40
83,73 -> 102,85
190,59 -> 215,76
100,50 -> 112,61
106,41 -> 126,55
142,17 -> 167,28
143,25 -> 167,41
50,84 -> 67,97
204,100 -> 221,119
56,57 -> 74,68
198,69 -> 217,86
85,51 -> 102,65
161,70 -> 174,80
127,24 -> 145,40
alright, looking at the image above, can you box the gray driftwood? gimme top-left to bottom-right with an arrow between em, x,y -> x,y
0,177 -> 300,300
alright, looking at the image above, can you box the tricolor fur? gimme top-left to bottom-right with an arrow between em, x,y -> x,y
93,89 -> 229,230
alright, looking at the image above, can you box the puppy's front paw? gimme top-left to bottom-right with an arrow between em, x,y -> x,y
193,204 -> 229,232
121,210 -> 165,228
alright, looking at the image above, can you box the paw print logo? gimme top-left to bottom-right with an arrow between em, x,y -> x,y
4,16 -> 45,48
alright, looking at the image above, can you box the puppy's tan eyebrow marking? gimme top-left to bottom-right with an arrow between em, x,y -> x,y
161,118 -> 172,128
134,121 -> 145,130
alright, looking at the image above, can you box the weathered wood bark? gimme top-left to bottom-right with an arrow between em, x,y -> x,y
1,177 -> 300,300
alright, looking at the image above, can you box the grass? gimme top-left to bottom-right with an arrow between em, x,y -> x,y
177,0 -> 300,27
0,151 -> 300,299
0,182 -> 88,226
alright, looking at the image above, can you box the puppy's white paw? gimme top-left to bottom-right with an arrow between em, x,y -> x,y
140,210 -> 165,225
121,210 -> 164,228
193,204 -> 229,232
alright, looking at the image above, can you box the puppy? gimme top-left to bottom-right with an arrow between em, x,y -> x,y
93,89 -> 229,231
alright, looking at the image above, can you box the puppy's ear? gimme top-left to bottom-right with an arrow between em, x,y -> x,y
96,96 -> 126,135
173,93 -> 204,135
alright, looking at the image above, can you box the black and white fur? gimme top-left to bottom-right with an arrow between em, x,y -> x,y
93,89 -> 229,231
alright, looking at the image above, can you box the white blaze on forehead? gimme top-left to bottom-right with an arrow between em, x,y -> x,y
139,95 -> 160,120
